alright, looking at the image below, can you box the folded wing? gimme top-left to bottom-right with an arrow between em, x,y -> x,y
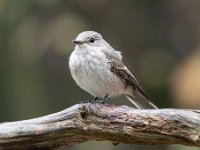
109,58 -> 158,109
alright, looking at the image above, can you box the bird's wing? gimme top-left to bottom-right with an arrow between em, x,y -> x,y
100,47 -> 122,61
108,58 -> 148,99
108,58 -> 158,109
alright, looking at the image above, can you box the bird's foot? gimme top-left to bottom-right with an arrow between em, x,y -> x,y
91,95 -> 108,104
81,97 -> 98,103
81,95 -> 108,104
81,100 -> 90,103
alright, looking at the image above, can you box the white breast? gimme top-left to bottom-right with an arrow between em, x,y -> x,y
69,48 -> 127,98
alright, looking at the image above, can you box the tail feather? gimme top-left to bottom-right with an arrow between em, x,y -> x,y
125,95 -> 142,109
125,94 -> 158,109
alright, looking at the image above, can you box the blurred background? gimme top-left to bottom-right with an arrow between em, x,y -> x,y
0,0 -> 200,150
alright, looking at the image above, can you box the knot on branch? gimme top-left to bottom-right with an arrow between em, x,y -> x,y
78,104 -> 88,118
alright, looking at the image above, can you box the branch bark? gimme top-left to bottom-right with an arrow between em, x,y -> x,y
0,103 -> 199,149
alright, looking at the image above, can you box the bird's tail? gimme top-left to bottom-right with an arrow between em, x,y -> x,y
125,93 -> 158,109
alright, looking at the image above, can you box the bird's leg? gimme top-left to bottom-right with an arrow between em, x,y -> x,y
103,94 -> 109,103
90,97 -> 98,102
81,97 -> 98,103
94,94 -> 108,104
83,95 -> 108,104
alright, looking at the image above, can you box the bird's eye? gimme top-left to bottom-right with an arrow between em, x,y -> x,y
89,38 -> 95,43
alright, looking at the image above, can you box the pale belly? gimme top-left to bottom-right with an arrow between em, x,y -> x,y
69,53 -> 127,98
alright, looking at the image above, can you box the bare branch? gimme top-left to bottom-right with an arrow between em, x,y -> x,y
0,103 -> 199,149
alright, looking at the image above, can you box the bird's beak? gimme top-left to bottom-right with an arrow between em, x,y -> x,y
72,40 -> 82,45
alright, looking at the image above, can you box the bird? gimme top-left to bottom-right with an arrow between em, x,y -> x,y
69,31 -> 157,109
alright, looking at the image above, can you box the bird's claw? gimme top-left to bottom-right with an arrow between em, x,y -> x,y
81,100 -> 91,103
81,97 -> 98,104
81,95 -> 108,104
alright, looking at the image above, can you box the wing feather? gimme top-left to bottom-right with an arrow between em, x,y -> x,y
109,59 -> 149,99
108,58 -> 158,109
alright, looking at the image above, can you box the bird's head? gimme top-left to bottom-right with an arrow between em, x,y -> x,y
72,31 -> 107,48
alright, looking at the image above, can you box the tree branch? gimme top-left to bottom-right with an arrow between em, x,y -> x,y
0,103 -> 199,149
